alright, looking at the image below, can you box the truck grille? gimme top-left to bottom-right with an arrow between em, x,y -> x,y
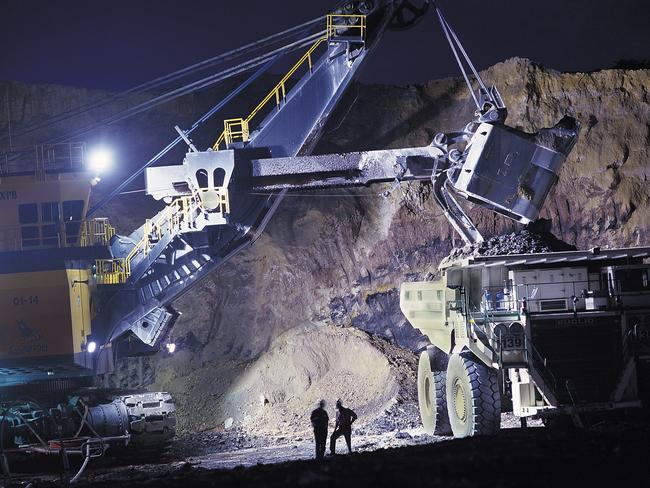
531,315 -> 622,404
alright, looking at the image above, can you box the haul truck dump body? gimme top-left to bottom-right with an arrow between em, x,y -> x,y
401,247 -> 650,436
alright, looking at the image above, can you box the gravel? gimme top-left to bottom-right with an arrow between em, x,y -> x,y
445,218 -> 575,262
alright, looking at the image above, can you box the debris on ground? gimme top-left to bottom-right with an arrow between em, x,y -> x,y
30,421 -> 650,487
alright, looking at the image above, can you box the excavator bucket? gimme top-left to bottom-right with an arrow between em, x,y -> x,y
449,117 -> 580,224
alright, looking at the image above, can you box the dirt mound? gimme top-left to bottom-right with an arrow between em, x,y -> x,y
152,323 -> 417,435
225,324 -> 400,436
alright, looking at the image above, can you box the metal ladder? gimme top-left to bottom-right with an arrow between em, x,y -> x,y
95,193 -> 205,285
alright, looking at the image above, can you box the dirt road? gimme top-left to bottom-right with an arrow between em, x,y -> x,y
18,420 -> 645,488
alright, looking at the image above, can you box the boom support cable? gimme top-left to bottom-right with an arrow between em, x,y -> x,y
432,2 -> 489,110
87,54 -> 280,217
0,16 -> 324,145
47,33 -> 323,148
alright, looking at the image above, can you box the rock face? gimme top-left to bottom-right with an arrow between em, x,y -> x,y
3,58 -> 649,433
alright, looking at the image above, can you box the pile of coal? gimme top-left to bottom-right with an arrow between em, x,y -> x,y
446,219 -> 575,261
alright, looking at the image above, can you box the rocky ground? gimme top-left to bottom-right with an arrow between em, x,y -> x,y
167,411 -> 536,463
11,418 -> 648,488
4,413 -> 546,487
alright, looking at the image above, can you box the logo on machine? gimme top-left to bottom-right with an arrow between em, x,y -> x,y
8,320 -> 47,355
536,316 -> 621,329
17,320 -> 41,341
0,191 -> 17,200
555,317 -> 597,327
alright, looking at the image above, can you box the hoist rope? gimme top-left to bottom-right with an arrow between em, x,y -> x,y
432,2 -> 489,109
87,53 -> 280,216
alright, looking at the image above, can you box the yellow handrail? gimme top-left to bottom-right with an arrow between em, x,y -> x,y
211,15 -> 366,151
214,131 -> 226,150
94,188 -> 230,285
245,37 -> 327,125
212,35 -> 328,150
94,258 -> 130,285
0,218 -> 117,252
80,219 -> 117,247
326,14 -> 367,40
120,195 -> 196,278
95,196 -> 195,285
223,118 -> 250,147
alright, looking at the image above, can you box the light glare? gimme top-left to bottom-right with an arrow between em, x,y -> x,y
87,147 -> 113,173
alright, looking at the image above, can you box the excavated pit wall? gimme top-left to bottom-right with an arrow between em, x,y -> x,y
2,58 -> 649,433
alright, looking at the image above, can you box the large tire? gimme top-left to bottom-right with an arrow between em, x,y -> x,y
417,348 -> 452,435
446,353 -> 501,438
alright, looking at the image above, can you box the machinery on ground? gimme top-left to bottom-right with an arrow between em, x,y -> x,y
0,0 -> 638,481
0,144 -> 176,481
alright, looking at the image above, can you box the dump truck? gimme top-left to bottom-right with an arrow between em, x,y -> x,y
401,246 -> 650,437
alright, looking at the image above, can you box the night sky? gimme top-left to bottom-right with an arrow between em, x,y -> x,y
1,0 -> 649,90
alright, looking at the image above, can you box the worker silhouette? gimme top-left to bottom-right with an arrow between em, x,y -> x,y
329,399 -> 357,454
310,399 -> 329,460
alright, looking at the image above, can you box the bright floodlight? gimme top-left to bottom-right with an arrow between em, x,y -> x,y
87,147 -> 113,173
87,341 -> 97,353
165,343 -> 176,354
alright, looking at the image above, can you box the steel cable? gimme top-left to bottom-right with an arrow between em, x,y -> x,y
87,51 -> 282,216
0,16 -> 324,144
432,2 -> 490,109
54,32 -> 323,145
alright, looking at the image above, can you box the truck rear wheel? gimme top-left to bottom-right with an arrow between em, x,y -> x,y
417,348 -> 452,435
446,353 -> 501,438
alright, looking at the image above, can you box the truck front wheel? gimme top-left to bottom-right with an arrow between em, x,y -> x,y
417,348 -> 452,435
445,353 -> 501,438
